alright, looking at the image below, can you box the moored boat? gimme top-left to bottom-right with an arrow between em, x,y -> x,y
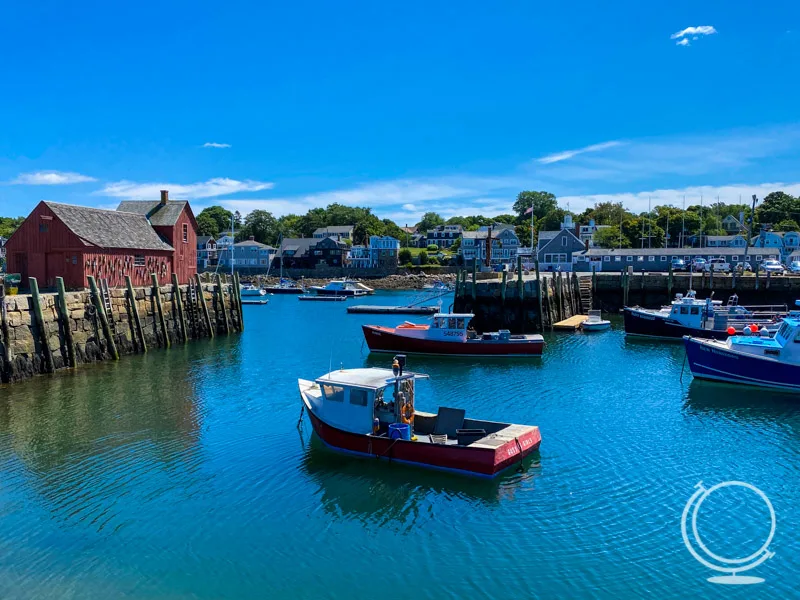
309,279 -> 374,297
240,284 -> 267,297
265,277 -> 305,295
298,355 -> 542,477
624,291 -> 781,340
581,309 -> 611,331
362,312 -> 544,357
683,318 -> 800,392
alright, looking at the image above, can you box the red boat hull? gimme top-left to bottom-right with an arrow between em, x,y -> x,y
362,325 -> 544,356
306,409 -> 541,477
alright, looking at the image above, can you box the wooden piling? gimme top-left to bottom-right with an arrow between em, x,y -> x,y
755,265 -> 760,290
151,273 -> 170,349
215,273 -> 231,335
709,263 -> 714,290
172,273 -> 188,343
0,286 -> 13,382
88,275 -> 119,360
535,260 -> 543,330
55,277 -> 76,368
572,273 -> 581,314
766,269 -> 771,289
28,278 -> 55,374
232,272 -> 243,331
125,275 -> 147,353
517,255 -> 523,299
195,274 -> 214,338
591,267 -> 597,309
500,270 -> 507,304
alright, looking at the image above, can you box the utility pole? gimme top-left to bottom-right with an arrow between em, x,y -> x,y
744,194 -> 759,262
648,196 -> 652,249
665,212 -> 670,248
699,194 -> 704,248
682,195 -> 686,249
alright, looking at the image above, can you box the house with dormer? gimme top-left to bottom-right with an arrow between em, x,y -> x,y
536,216 -> 585,271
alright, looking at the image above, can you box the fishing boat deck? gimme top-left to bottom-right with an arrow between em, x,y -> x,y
347,305 -> 439,315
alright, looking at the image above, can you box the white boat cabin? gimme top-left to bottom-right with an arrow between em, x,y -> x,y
302,367 -> 427,435
723,318 -> 800,364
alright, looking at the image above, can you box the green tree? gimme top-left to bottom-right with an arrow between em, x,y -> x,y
416,212 -> 445,233
513,191 -> 557,220
277,214 -> 303,238
196,212 -> 220,237
492,214 -> 517,225
538,209 -> 573,232
398,248 -> 413,264
427,244 -> 439,252
449,237 -> 462,253
578,201 -> 632,226
593,226 -> 630,249
0,216 -> 24,238
418,250 -> 429,265
776,219 -> 800,232
238,210 -> 278,244
757,191 -> 800,226
196,206 -> 233,235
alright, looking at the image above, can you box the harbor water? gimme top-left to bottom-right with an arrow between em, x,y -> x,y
1,290 -> 798,599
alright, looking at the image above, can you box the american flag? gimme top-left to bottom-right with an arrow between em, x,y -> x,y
525,206 -> 533,216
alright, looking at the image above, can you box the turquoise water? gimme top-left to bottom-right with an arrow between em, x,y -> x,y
1,290 -> 798,599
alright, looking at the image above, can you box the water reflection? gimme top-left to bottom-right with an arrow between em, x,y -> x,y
684,379 -> 800,420
299,436 -> 540,530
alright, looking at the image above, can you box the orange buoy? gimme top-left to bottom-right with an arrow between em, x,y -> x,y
727,326 -> 736,335
749,324 -> 759,333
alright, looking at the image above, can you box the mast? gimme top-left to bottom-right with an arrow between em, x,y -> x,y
231,215 -> 235,279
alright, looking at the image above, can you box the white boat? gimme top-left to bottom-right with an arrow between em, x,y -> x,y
423,280 -> 454,292
309,279 -> 374,297
581,310 -> 611,331
240,284 -> 267,297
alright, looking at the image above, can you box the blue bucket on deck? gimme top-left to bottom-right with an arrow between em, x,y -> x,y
388,423 -> 411,441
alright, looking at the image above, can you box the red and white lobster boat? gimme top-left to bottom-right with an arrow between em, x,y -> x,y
298,356 -> 542,477
362,312 -> 545,357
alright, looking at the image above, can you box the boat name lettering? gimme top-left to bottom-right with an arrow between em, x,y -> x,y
444,330 -> 462,337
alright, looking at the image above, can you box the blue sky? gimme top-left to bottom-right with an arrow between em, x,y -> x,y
1,0 -> 799,224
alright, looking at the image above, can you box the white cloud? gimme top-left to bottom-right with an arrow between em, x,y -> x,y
402,203 -> 417,211
202,142 -> 231,149
671,26 -> 717,40
537,141 -> 623,164
11,171 -> 97,185
97,177 -> 273,200
676,38 -> 690,47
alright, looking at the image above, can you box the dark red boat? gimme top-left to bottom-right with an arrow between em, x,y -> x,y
298,356 -> 542,477
362,312 -> 545,357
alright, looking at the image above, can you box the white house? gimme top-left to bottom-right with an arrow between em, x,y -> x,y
218,237 -> 276,270
348,245 -> 370,268
722,214 -> 745,234
216,231 -> 235,251
461,224 -> 519,267
313,226 -> 354,242
197,235 -> 217,270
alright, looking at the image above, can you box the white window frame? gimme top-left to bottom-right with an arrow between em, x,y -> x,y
614,256 -> 621,262
603,256 -> 610,262
660,256 -> 667,261
626,256 -> 633,262
648,256 -> 655,262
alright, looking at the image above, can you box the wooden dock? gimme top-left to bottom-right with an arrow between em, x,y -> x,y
553,315 -> 587,331
347,305 -> 438,315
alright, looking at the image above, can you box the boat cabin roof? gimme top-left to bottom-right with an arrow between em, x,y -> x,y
315,368 -> 425,390
433,313 -> 474,319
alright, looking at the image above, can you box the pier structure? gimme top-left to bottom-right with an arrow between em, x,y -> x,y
0,272 -> 244,384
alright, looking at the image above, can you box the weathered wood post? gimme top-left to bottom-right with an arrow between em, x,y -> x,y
171,273 -> 188,343
29,278 -> 55,374
709,263 -> 714,290
0,285 -> 12,382
215,273 -> 231,335
88,275 -> 119,360
555,272 -> 563,321
667,263 -> 673,299
500,269 -> 507,305
640,270 -> 646,305
55,277 -> 76,369
516,255 -> 523,299
151,274 -> 170,348
471,261 -> 477,302
535,259 -> 543,330
766,268 -> 771,289
125,275 -> 147,353
195,274 -> 214,338
231,272 -> 243,332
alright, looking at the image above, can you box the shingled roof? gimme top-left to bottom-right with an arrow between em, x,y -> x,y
116,200 -> 189,227
45,202 -> 173,251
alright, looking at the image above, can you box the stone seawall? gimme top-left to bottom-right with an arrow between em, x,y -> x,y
0,276 -> 243,384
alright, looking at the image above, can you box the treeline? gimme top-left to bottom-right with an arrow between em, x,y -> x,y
0,216 -> 24,239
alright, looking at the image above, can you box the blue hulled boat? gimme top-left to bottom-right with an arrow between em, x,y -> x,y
683,318 -> 800,392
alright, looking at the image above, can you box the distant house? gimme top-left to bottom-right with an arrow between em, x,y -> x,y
197,236 -> 217,270
348,245 -> 370,269
310,236 -> 347,267
409,233 -> 427,248
578,219 -> 610,248
277,236 -> 347,269
369,235 -> 400,268
751,230 -> 786,251
573,247 -> 780,272
461,224 -> 520,267
276,238 -> 316,269
0,236 -> 6,261
216,231 -> 235,250
536,216 -> 584,271
705,235 -> 747,248
217,237 -> 275,271
313,225 -> 354,242
722,214 -> 744,234
426,225 -> 462,249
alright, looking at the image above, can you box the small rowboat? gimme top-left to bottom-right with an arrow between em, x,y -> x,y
298,355 -> 541,477
581,309 -> 610,331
